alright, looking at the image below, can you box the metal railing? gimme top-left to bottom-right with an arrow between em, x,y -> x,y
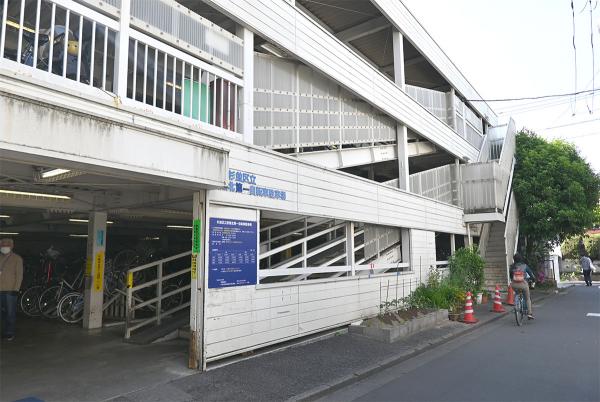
503,191 -> 519,276
127,29 -> 242,132
1,0 -> 118,91
124,251 -> 191,339
461,120 -> 516,214
77,0 -> 243,75
259,218 -> 407,282
409,164 -> 456,205
461,162 -> 510,213
1,0 -> 242,135
405,84 -> 448,123
253,53 -> 397,149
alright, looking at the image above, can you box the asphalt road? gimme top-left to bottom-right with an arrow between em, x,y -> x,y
319,286 -> 600,402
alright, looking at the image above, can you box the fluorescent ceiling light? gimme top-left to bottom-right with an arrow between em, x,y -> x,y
69,234 -> 88,238
42,169 -> 71,178
0,232 -> 19,235
0,189 -> 71,200
260,43 -> 286,58
0,215 -> 10,218
69,218 -> 114,224
166,225 -> 193,229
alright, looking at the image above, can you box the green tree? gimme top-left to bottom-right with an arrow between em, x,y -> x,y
513,130 -> 600,264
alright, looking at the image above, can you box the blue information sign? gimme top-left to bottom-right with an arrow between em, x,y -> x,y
208,217 -> 257,288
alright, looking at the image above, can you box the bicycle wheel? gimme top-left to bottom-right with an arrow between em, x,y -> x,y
113,249 -> 139,271
58,292 -> 84,324
514,294 -> 523,326
39,285 -> 62,318
20,285 -> 43,317
161,284 -> 184,313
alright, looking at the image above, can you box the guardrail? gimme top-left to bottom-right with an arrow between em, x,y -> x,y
409,164 -> 457,205
1,0 -> 119,91
1,0 -> 242,135
405,84 -> 448,123
125,251 -> 191,339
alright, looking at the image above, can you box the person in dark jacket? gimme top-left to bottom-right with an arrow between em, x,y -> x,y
580,252 -> 597,286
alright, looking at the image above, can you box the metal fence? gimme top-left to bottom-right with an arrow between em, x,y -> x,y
405,84 -> 448,123
77,0 -> 243,74
1,0 -> 118,91
126,30 -> 242,132
0,0 -> 242,134
409,164 -> 456,205
253,53 -> 397,148
461,162 -> 510,213
129,0 -> 243,74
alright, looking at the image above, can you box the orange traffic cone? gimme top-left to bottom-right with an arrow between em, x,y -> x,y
462,291 -> 478,324
506,285 -> 515,306
492,285 -> 506,313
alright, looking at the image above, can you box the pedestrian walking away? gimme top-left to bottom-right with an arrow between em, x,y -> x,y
0,238 -> 24,341
580,252 -> 597,286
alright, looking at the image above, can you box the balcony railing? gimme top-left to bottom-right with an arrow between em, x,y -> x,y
0,0 -> 242,135
405,84 -> 448,123
409,164 -> 458,205
77,0 -> 243,75
405,84 -> 484,150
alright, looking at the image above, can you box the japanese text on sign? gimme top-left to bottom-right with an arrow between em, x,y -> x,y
226,169 -> 287,200
208,217 -> 257,288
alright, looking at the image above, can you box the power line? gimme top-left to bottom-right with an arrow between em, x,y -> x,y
535,117 -> 600,131
466,87 -> 600,102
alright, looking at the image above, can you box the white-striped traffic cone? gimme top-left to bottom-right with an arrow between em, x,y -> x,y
462,291 -> 478,324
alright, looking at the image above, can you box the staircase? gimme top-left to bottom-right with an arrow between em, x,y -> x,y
482,222 -> 509,289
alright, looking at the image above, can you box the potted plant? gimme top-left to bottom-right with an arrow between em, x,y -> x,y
448,303 -> 461,321
481,290 -> 490,305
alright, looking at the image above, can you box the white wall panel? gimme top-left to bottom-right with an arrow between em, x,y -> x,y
409,229 -> 437,284
203,0 -> 479,161
205,272 -> 420,359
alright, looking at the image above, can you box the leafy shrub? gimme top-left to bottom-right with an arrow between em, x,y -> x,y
403,268 -> 465,313
561,234 -> 600,260
447,247 -> 484,294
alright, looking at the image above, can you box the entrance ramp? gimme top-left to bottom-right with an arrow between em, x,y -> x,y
124,252 -> 192,341
125,310 -> 189,345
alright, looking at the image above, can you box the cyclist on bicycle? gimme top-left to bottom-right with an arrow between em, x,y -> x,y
510,253 -> 535,320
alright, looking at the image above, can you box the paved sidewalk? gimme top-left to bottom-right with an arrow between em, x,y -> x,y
111,290 -> 560,402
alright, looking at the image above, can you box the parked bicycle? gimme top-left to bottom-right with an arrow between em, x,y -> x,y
38,269 -> 84,319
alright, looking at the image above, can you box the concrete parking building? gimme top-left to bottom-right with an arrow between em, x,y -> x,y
0,0 -> 517,373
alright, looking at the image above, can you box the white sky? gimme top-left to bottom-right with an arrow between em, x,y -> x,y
402,0 -> 600,173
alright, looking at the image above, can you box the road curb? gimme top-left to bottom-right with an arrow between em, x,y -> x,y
291,291 -> 557,402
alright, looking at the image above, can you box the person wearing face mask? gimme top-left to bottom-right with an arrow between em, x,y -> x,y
0,238 -> 23,341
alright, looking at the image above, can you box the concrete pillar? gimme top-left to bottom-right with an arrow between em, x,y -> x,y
401,228 -> 411,263
452,158 -> 462,206
189,191 -> 206,370
83,212 -> 107,329
346,222 -> 355,275
397,125 -> 409,191
368,165 -> 375,181
450,234 -> 456,255
392,30 -> 409,191
466,224 -> 473,247
446,88 -> 457,130
114,0 -> 131,99
236,26 -> 254,144
392,30 -> 405,90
